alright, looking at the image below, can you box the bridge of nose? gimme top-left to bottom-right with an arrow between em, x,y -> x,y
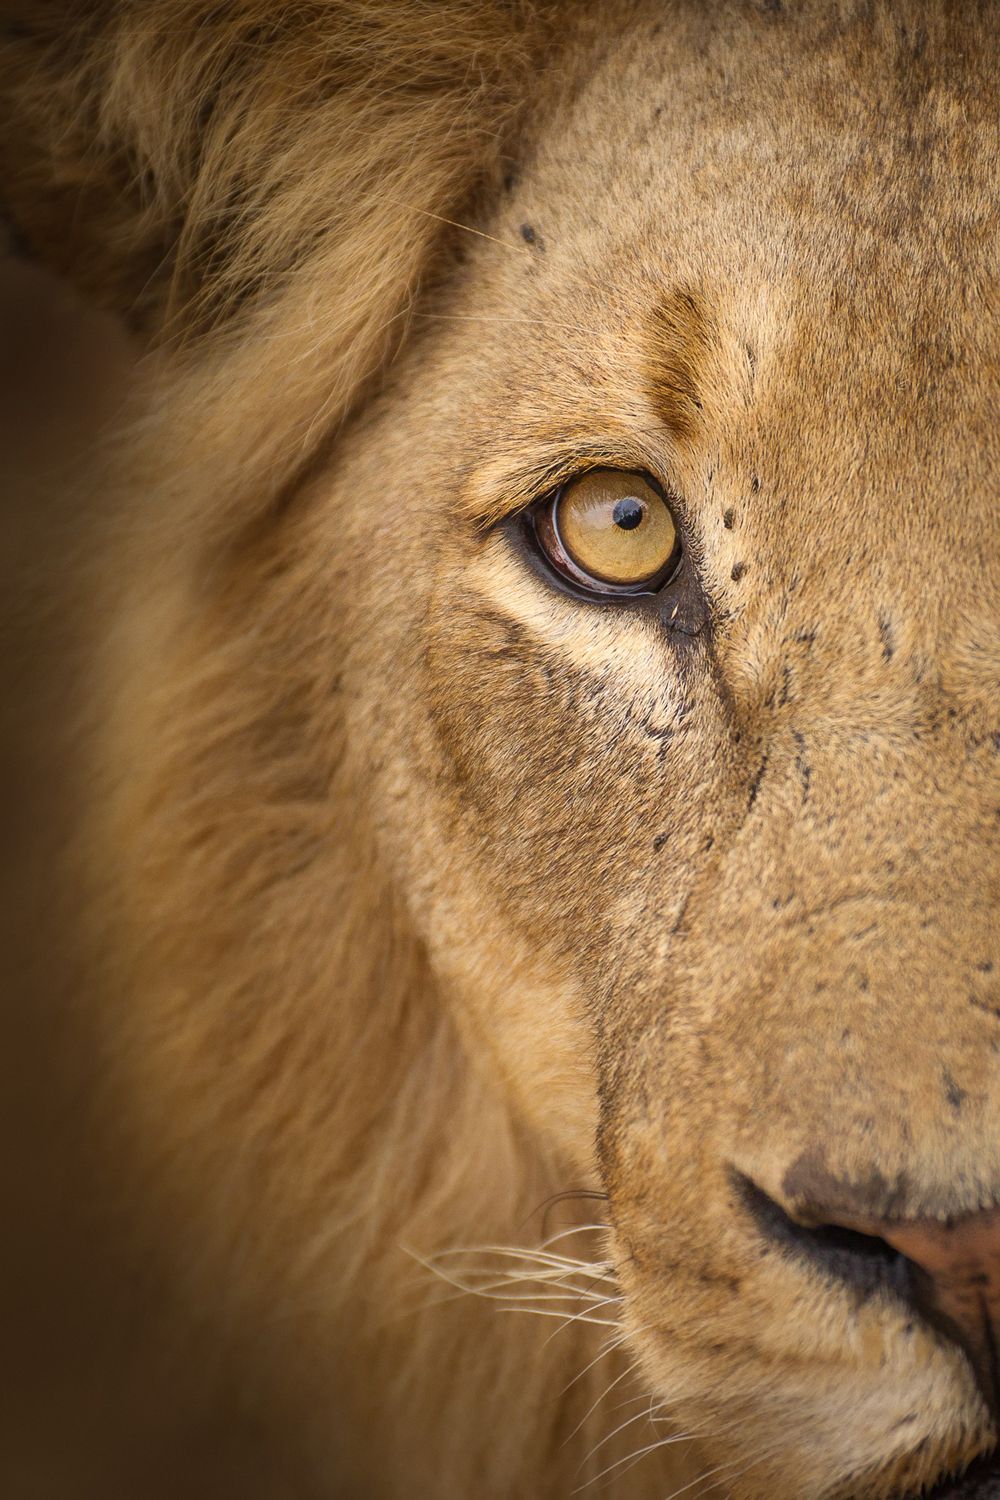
678,704 -> 1000,1243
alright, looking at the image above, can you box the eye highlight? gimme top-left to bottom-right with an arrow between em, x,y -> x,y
530,469 -> 682,597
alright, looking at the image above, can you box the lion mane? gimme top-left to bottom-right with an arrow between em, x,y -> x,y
2,6 -> 629,1497
4,5 -> 999,1500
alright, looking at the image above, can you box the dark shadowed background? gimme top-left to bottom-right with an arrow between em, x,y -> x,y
0,257 -> 288,1498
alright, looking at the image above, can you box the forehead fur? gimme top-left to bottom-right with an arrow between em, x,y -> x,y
426,11 -> 998,702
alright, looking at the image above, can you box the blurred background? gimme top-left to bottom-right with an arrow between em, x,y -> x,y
1,250 -> 132,1496
1,258 -> 280,1497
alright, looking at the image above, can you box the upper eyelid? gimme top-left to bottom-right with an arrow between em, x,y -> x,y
473,459 -> 579,534
468,444 -> 684,534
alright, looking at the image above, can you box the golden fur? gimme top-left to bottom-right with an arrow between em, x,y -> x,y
2,3 -> 999,1497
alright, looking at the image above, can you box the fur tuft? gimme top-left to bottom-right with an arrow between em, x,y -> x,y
0,1 -> 549,523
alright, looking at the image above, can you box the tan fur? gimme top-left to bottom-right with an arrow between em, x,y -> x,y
2,3 -> 999,1497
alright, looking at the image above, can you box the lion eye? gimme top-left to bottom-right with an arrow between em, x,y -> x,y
531,470 -> 681,597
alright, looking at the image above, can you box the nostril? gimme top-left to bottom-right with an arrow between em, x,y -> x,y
733,1171 -> 913,1302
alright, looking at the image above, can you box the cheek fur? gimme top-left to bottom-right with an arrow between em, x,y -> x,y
418,536 -> 720,965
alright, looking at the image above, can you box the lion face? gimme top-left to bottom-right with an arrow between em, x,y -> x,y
9,0 -> 1000,1495
325,5 -> 999,1495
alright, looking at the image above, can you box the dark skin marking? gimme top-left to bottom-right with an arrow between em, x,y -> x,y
792,729 -> 812,802
878,610 -> 896,661
747,753 -> 768,810
780,1154 -> 916,1221
734,1169 -> 911,1303
722,507 -> 735,529
731,560 -> 746,581
942,1070 -> 968,1114
637,709 -> 677,766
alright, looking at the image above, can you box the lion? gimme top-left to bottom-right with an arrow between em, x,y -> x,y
1,1 -> 998,1497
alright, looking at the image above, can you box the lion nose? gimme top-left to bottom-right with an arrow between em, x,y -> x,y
737,1172 -> 1000,1415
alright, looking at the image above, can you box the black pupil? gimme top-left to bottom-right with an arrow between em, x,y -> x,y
612,496 -> 645,531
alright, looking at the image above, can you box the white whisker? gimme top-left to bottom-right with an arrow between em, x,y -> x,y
662,1439 -> 784,1500
559,1325 -> 641,1398
577,1400 -> 667,1470
416,1286 -> 618,1314
497,1306 -> 621,1328
423,1241 -> 612,1271
538,1223 -> 612,1249
574,1429 -> 694,1492
415,1263 -> 617,1302
529,1292 -> 626,1347
426,1259 -> 615,1289
561,1365 -> 635,1446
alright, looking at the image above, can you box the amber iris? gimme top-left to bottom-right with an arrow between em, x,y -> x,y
535,470 -> 680,594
